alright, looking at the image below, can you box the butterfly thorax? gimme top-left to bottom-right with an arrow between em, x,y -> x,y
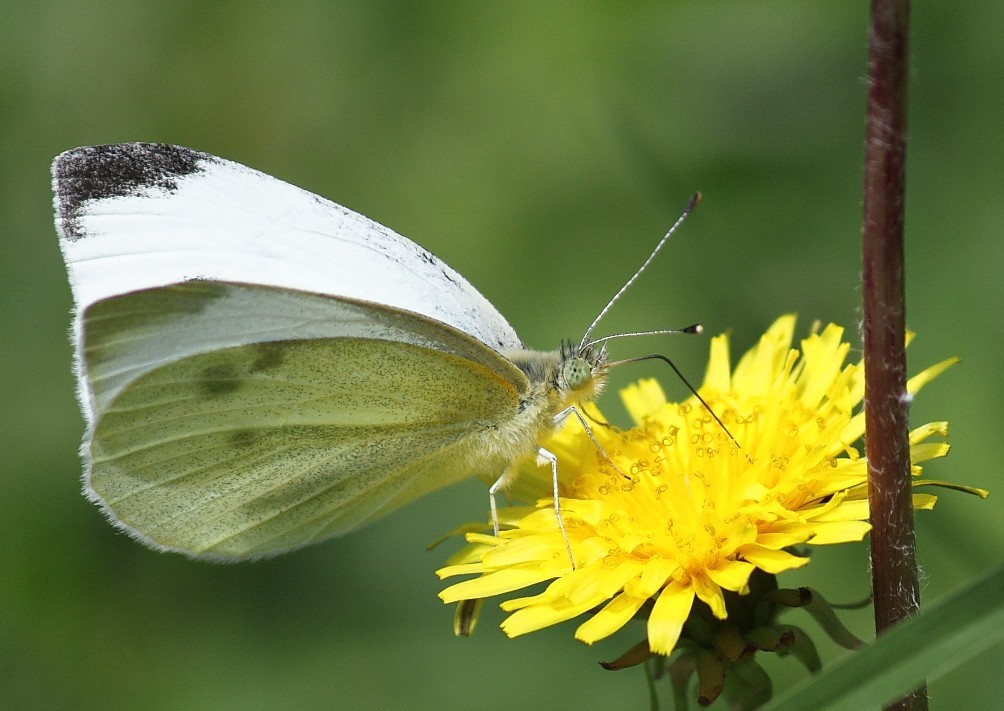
491,341 -> 609,456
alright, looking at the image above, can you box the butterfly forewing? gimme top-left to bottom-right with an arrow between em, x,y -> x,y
54,143 -> 523,353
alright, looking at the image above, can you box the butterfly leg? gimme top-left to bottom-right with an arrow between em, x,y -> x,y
537,446 -> 575,570
488,468 -> 509,537
489,453 -> 575,569
554,406 -> 628,479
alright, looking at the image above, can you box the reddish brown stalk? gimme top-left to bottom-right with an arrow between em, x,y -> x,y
861,0 -> 927,709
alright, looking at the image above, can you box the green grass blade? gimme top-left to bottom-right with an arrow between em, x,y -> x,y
766,562 -> 1004,711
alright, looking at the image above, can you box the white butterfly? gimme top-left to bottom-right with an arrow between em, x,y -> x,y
53,143 -> 699,561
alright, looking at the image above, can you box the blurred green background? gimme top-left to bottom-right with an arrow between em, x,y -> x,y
3,3 -> 1001,709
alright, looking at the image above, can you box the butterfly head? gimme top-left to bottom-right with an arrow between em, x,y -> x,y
559,339 -> 608,405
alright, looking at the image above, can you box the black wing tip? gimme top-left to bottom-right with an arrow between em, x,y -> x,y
52,143 -> 216,242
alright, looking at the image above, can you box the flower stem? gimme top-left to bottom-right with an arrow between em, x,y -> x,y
860,1 -> 928,710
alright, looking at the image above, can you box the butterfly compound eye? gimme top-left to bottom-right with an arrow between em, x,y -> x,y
562,357 -> 593,392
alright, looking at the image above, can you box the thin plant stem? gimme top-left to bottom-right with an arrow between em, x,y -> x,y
860,1 -> 928,710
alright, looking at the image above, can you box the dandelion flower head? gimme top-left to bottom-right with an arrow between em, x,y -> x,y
439,315 -> 955,654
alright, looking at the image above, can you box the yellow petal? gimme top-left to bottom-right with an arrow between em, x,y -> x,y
702,333 -> 733,392
910,442 -> 951,463
809,499 -> 871,522
648,582 -> 695,654
575,593 -> 648,644
910,421 -> 948,443
628,556 -> 678,598
739,545 -> 809,573
566,558 -> 645,605
439,568 -> 553,602
755,530 -> 813,549
621,378 -> 667,423
807,520 -> 872,544
706,560 -> 755,592
911,493 -> 938,510
907,357 -> 959,394
436,562 -> 488,579
502,596 -> 600,637
693,573 -> 727,620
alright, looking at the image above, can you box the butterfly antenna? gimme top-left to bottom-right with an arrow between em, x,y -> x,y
579,192 -> 702,350
584,324 -> 704,351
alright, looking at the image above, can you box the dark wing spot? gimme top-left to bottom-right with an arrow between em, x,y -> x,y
53,143 -> 213,241
200,363 -> 241,397
250,342 -> 286,373
440,268 -> 460,287
83,281 -> 233,369
230,429 -> 260,449
170,280 -> 232,309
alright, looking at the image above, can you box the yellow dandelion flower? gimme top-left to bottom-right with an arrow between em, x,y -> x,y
438,315 -> 963,655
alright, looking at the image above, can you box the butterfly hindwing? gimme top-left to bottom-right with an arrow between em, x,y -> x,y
85,293 -> 526,559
